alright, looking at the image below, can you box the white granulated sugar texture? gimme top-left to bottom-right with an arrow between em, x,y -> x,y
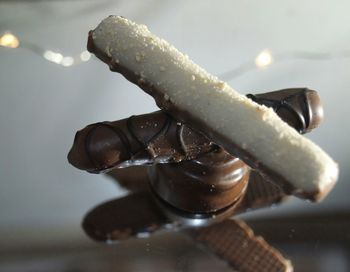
91,16 -> 338,200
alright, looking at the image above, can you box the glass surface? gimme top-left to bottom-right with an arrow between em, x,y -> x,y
0,1 -> 349,271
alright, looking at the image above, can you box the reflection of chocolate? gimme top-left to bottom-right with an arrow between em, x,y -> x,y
236,170 -> 287,213
188,219 -> 293,272
82,192 -> 169,242
82,169 -> 290,243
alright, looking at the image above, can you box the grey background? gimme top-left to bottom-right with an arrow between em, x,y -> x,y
0,0 -> 349,250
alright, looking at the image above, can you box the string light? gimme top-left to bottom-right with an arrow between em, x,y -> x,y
43,49 -> 89,67
0,32 -> 19,48
1,31 -> 349,74
44,50 -> 63,64
255,50 -> 273,68
0,30 -> 91,68
219,49 -> 350,81
61,56 -> 74,67
43,51 -> 75,67
80,50 -> 91,62
41,49 -> 91,67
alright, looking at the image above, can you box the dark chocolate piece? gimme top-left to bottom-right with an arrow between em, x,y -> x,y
149,148 -> 250,213
68,111 -> 213,173
68,88 -> 322,175
247,88 -> 323,134
81,168 -> 289,244
82,192 -> 169,242
188,219 -> 292,272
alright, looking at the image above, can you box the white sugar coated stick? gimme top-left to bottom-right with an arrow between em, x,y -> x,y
89,16 -> 338,201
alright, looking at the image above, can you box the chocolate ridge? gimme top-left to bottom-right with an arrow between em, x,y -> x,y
68,110 -> 214,173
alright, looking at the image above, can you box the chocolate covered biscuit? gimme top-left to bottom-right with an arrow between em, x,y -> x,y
87,16 -> 338,201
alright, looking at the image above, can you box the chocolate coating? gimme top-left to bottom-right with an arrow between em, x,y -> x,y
68,89 -> 321,173
149,148 -> 250,213
247,88 -> 324,134
68,111 -> 213,173
305,89 -> 324,132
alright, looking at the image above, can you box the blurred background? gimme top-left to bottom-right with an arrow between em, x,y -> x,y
0,0 -> 349,271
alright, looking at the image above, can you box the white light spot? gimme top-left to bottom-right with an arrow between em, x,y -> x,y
255,50 -> 273,68
43,50 -> 54,60
136,232 -> 150,238
43,50 -> 63,64
0,32 -> 19,48
61,56 -> 74,67
80,50 -> 91,62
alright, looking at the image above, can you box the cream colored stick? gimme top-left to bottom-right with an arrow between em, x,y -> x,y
88,16 -> 338,201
